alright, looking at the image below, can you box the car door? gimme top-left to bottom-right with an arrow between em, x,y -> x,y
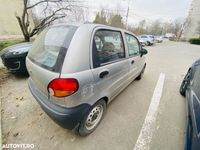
91,29 -> 130,100
190,65 -> 200,138
125,33 -> 144,80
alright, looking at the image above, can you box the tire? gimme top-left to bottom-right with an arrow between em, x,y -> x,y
136,64 -> 146,80
78,100 -> 106,136
180,69 -> 191,97
147,41 -> 150,46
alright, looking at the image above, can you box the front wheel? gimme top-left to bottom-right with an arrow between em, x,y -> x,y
78,100 -> 106,136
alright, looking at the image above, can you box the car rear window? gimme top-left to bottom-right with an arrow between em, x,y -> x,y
28,25 -> 77,72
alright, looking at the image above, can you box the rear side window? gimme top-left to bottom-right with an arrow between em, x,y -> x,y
125,33 -> 140,56
193,66 -> 200,99
28,25 -> 77,72
92,30 -> 125,68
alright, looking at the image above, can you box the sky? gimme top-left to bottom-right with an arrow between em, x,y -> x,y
31,0 -> 193,25
83,0 -> 193,24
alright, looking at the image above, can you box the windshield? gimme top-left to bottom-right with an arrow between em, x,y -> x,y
28,25 -> 77,72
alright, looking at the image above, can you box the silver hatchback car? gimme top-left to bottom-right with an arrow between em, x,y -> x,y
27,23 -> 147,136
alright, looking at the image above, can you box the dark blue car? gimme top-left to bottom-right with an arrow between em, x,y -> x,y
0,42 -> 32,73
180,59 -> 200,150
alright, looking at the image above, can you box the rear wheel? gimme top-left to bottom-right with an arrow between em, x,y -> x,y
136,64 -> 146,80
78,100 -> 106,136
180,69 -> 191,96
147,41 -> 150,46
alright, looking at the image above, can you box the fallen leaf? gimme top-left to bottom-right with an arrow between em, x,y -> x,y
13,132 -> 19,137
50,135 -> 54,140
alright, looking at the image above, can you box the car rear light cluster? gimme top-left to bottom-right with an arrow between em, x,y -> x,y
48,78 -> 79,97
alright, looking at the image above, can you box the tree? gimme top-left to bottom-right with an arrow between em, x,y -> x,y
93,9 -> 124,28
15,0 -> 76,42
173,19 -> 183,37
108,14 -> 124,28
70,6 -> 89,22
149,20 -> 163,35
93,12 -> 101,24
93,9 -> 108,25
162,22 -> 175,34
137,20 -> 146,35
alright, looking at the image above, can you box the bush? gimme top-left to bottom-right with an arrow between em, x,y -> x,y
0,40 -> 23,51
189,38 -> 200,45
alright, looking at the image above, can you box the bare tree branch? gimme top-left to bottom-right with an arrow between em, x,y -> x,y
34,7 -> 69,28
29,15 -> 65,37
27,0 -> 62,9
16,0 -> 76,41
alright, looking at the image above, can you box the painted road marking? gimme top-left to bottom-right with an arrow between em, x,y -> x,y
133,73 -> 165,150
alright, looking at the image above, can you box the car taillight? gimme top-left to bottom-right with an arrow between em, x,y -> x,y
48,78 -> 79,97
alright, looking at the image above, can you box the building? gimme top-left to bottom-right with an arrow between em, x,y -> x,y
0,0 -> 22,36
182,0 -> 200,39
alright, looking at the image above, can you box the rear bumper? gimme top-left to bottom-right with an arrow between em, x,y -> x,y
28,78 -> 91,130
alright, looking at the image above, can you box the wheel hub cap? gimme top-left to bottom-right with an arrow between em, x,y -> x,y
85,105 -> 103,130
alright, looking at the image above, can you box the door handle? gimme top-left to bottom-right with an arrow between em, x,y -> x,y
99,70 -> 109,79
131,60 -> 135,64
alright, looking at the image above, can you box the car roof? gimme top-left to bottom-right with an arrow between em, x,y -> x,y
51,23 -> 135,36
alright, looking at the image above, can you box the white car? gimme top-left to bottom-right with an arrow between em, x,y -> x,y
27,23 -> 148,136
154,36 -> 163,43
138,37 -> 147,46
139,35 -> 154,46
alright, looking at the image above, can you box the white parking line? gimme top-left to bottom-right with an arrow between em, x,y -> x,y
133,73 -> 165,150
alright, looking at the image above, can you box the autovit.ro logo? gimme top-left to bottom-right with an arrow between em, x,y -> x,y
2,143 -> 35,149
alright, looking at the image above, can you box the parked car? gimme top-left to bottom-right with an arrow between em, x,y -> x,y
139,35 -> 154,46
0,42 -> 32,73
27,23 -> 148,136
154,36 -> 163,43
180,59 -> 200,150
165,33 -> 176,41
138,37 -> 147,46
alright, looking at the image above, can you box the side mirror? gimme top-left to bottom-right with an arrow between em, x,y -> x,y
141,48 -> 148,56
